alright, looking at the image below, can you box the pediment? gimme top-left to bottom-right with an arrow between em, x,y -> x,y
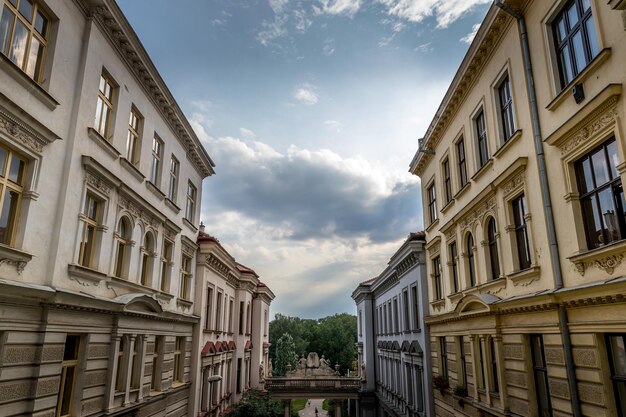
455,293 -> 500,316
115,293 -> 163,314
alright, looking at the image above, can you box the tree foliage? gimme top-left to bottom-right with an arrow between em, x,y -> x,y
269,313 -> 357,375
274,333 -> 297,377
224,390 -> 284,417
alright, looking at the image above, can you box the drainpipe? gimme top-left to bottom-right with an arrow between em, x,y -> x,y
493,2 -> 581,416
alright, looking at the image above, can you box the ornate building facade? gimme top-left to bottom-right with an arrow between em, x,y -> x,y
0,0 -> 215,416
411,1 -> 626,416
352,232 -> 432,417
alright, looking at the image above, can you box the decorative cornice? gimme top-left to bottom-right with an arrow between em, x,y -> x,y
85,171 -> 112,196
502,171 -> 525,197
0,106 -> 55,154
560,98 -> 619,156
460,196 -> 497,231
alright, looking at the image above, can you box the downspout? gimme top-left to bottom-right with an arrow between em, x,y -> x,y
493,2 -> 581,416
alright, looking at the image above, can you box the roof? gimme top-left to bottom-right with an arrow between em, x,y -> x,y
236,262 -> 259,277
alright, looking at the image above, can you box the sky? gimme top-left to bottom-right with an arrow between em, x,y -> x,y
117,0 -> 491,319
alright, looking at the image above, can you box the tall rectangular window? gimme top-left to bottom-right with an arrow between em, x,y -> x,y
215,292 -> 222,331
457,139 -> 468,188
78,193 -> 100,268
180,254 -> 192,300
151,337 -> 162,391
56,335 -> 80,417
168,156 -> 179,202
150,136 -> 163,185
449,242 -> 458,294
439,337 -> 448,379
115,336 -> 126,392
411,285 -> 419,331
490,337 -> 499,393
443,157 -> 452,204
0,0 -> 49,82
433,256 -> 442,300
393,298 -> 399,333
402,289 -> 410,332
512,195 -> 531,270
95,73 -> 114,138
228,299 -> 234,333
498,75 -> 515,142
160,240 -> 173,292
0,145 -> 26,246
475,110 -> 489,168
608,334 -> 626,417
185,181 -> 197,222
530,335 -> 552,417
238,301 -> 244,335
459,336 -> 467,386
575,138 -> 624,249
205,287 -> 213,330
427,183 -> 437,224
553,0 -> 599,89
126,107 -> 142,164
131,336 -> 141,389
173,337 -> 184,382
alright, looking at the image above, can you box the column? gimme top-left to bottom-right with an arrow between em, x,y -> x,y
124,335 -> 136,405
105,335 -> 122,410
283,399 -> 291,417
493,335 -> 507,410
416,364 -> 424,413
469,335 -> 480,399
137,336 -> 147,401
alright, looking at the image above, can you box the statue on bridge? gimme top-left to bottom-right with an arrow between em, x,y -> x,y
287,352 -> 339,377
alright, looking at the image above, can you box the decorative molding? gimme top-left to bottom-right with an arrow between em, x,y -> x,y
205,253 -> 231,281
568,241 -> 626,276
560,100 -> 619,156
0,106 -> 55,154
502,172 -> 525,197
460,196 -> 497,230
118,196 -> 159,229
0,258 -> 27,275
85,171 -> 112,196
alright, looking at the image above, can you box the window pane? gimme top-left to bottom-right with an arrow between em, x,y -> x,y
25,35 -> 42,79
8,154 -> 25,185
0,147 -> 7,177
592,148 -> 610,186
610,336 -> 626,376
571,30 -> 586,74
531,336 -> 544,367
581,195 -> 602,247
9,19 -> 28,67
560,45 -> 574,85
581,0 -> 591,11
607,140 -> 619,179
567,3 -> 579,27
0,188 -> 19,244
536,373 -> 551,417
585,17 -> 599,57
0,8 -> 15,55
18,0 -> 33,22
556,17 -> 567,43
34,9 -> 47,36
598,188 -> 619,243
63,335 -> 80,360
579,158 -> 594,193
60,367 -> 75,415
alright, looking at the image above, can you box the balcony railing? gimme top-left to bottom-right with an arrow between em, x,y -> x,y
265,377 -> 361,392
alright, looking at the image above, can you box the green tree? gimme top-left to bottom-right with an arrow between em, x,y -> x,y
274,333 -> 297,376
224,390 -> 284,417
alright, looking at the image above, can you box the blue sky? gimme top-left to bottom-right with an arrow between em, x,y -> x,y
118,0 -> 490,319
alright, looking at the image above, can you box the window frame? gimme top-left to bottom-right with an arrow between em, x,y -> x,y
94,71 -> 116,139
56,334 -> 81,417
449,241 -> 459,293
149,135 -> 163,186
496,73 -> 516,143
474,109 -> 489,168
439,337 -> 448,379
427,181 -> 437,225
487,217 -> 501,281
432,255 -> 442,301
456,137 -> 468,189
173,337 -> 184,383
125,106 -> 142,166
607,334 -> 626,417
466,233 -> 476,287
0,144 -> 28,247
442,157 -> 452,204
512,194 -> 532,270
185,181 -> 197,222
530,334 -> 553,417
160,238 -> 173,292
168,155 -> 179,203
179,253 -> 192,301
140,232 -> 155,287
113,216 -> 132,279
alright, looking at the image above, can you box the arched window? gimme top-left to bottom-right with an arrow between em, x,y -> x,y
487,218 -> 500,280
114,217 -> 131,278
140,233 -> 154,286
467,233 -> 476,287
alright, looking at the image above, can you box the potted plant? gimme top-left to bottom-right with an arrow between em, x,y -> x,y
453,385 -> 468,406
432,375 -> 450,394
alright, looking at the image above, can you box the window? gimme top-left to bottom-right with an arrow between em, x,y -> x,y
479,339 -> 486,389
475,110 -> 489,168
168,156 -> 179,202
173,337 -> 184,383
95,73 -> 115,138
490,337 -> 499,393
78,192 -> 100,268
160,239 -> 173,292
215,292 -> 222,331
140,234 -> 154,286
402,289 -> 410,332
0,145 -> 26,246
498,75 -> 515,142
114,217 -> 131,278
56,335 -> 80,417
150,136 -> 163,185
449,242 -> 459,293
512,195 -> 532,270
358,310 -> 362,336
433,256 -> 442,300
393,298 -> 399,333
411,285 -> 419,331
205,287 -> 214,330
530,335 -> 552,417
179,254 -> 191,300
125,108 -> 142,165
115,336 -> 126,392
238,301 -> 244,335
552,0 -> 599,89
185,181 -> 196,222
487,218 -> 500,280
151,336 -> 162,391
130,336 -> 141,389
575,139 -> 624,249
427,183 -> 437,224
228,299 -> 234,333
458,336 -> 467,386
457,139 -> 468,188
442,158 -> 452,204
0,0 -> 48,82
439,337 -> 448,379
467,233 -> 476,287
608,335 -> 626,417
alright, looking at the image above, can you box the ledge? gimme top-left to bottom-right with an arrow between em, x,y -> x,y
67,263 -> 107,287
546,48 -> 612,112
492,130 -> 522,159
0,245 -> 33,275
119,157 -> 146,182
441,199 -> 455,215
470,158 -> 494,183
478,276 -> 507,295
87,127 -> 121,159
425,218 -> 439,233
567,239 -> 626,276
453,182 -> 471,200
430,299 -> 445,313
448,291 -> 463,304
0,53 -> 59,110
182,217 -> 198,232
165,198 -> 181,214
146,181 -> 166,200
107,275 -> 153,294
507,265 -> 540,287
177,298 -> 193,309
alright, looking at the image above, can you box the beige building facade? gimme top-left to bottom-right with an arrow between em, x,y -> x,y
410,1 -> 626,417
0,0 -> 214,416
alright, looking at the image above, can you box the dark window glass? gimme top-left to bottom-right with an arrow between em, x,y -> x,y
443,158 -> 452,203
531,335 -> 553,417
487,218 -> 500,280
428,183 -> 437,224
552,0 -> 599,88
450,242 -> 458,293
459,336 -> 467,386
490,338 -> 499,393
498,75 -> 515,142
512,195 -> 532,270
467,234 -> 476,287
440,337 -> 448,379
575,138 -> 625,249
607,334 -> 626,417
433,256 -> 442,300
457,139 -> 468,188
475,110 -> 489,167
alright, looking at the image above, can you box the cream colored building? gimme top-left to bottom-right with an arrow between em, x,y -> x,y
410,1 -> 626,416
192,227 -> 274,417
0,0 -> 214,416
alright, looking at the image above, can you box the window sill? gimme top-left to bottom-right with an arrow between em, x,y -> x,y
67,263 -> 107,287
182,217 -> 198,232
448,291 -> 463,304
507,265 -> 540,287
425,218 -> 439,233
119,157 -> 146,183
454,182 -> 471,200
165,198 -> 181,214
87,127 -> 121,159
108,275 -> 153,294
567,239 -> 626,276
546,48 -> 612,112
441,199 -> 455,215
430,299 -> 445,312
0,245 -> 33,275
0,53 -> 59,110
177,298 -> 193,309
492,130 -> 522,159
470,158 -> 493,183
477,276 -> 507,294
146,181 -> 165,201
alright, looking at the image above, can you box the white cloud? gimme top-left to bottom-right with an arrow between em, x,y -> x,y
324,119 -> 344,132
413,41 -> 433,53
314,0 -> 362,16
323,38 -> 335,56
257,14 -> 288,46
460,22 -> 481,44
294,9 -> 312,33
269,0 -> 289,14
293,83 -> 319,105
239,127 -> 256,139
378,0 -> 490,27
189,113 -> 211,146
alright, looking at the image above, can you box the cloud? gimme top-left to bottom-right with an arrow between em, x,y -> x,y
293,83 -> 319,105
314,0 -> 362,16
460,22 -> 481,44
413,41 -> 433,53
239,127 -> 256,139
323,119 -> 343,132
378,0 -> 491,27
294,9 -> 313,33
257,13 -> 288,46
323,38 -> 335,56
269,0 -> 289,13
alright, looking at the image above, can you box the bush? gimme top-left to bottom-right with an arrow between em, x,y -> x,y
432,375 -> 449,393
453,385 -> 468,397
223,390 -> 283,417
